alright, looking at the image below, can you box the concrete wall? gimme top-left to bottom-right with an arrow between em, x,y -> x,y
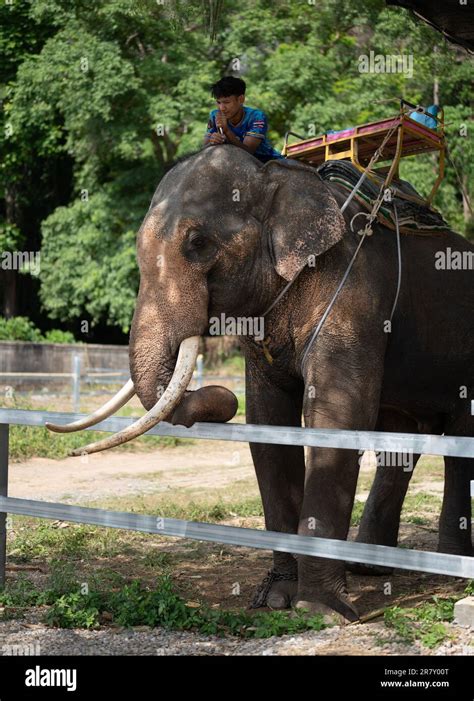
0,341 -> 129,375
0,336 -> 240,375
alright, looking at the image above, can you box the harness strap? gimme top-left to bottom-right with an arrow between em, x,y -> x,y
301,231 -> 368,372
389,203 -> 402,323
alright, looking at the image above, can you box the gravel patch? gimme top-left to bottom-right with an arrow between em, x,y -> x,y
1,612 -> 472,656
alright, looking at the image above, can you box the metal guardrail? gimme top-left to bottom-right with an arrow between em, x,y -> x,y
0,409 -> 473,589
0,355 -> 245,409
1,409 -> 473,457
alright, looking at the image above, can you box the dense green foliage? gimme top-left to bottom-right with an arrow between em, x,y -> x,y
0,315 -> 75,342
1,0 -> 472,337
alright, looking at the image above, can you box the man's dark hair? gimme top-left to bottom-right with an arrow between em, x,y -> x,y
210,76 -> 246,98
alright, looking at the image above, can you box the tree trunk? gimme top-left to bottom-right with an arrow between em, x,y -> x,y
2,269 -> 17,318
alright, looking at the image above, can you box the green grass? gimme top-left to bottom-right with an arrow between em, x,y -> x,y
43,577 -> 328,636
401,493 -> 442,512
88,495 -> 264,523
147,497 -> 263,521
350,492 -> 453,530
4,516 -> 472,642
152,496 -> 263,521
384,595 -> 458,649
221,354 -> 245,373
6,497 -> 264,565
401,493 -> 449,523
350,499 -> 365,526
236,393 -> 246,416
464,579 -> 474,596
405,515 -> 430,526
0,566 -> 327,638
8,490 -> 440,568
8,520 -> 127,562
2,562 -> 466,643
9,425 -> 192,462
1,397 -> 194,461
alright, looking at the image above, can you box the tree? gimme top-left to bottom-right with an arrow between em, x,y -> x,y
1,0 -> 472,337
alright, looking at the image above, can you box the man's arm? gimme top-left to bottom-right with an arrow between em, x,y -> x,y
222,129 -> 261,155
204,132 -> 226,147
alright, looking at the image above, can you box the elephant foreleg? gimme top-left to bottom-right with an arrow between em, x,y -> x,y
296,342 -> 386,622
296,444 -> 362,622
246,368 -> 305,609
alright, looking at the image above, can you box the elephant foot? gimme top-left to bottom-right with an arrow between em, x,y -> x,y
346,561 -> 394,577
249,568 -> 298,610
294,591 -> 359,624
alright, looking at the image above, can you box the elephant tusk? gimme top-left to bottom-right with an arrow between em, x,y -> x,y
45,379 -> 136,433
69,336 -> 200,456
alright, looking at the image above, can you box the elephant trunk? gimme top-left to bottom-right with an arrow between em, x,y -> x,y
128,285 -> 197,411
127,286 -> 238,431
128,303 -> 179,412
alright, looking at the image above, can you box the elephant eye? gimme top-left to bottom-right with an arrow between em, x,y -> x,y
183,228 -> 217,263
188,231 -> 207,249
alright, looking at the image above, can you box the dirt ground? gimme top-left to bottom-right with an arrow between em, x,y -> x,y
8,439 -> 254,503
3,439 -> 472,656
7,436 -> 443,503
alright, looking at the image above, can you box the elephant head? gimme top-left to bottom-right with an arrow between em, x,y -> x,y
47,145 -> 345,454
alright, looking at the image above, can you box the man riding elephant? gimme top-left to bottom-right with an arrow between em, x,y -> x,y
203,76 -> 283,163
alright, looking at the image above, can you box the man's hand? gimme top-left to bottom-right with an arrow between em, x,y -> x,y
215,110 -> 228,133
207,132 -> 227,145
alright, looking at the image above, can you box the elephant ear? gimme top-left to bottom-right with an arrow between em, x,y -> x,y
255,159 -> 347,281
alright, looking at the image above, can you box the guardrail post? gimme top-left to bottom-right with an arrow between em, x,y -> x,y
72,354 -> 81,413
0,424 -> 9,589
196,354 -> 203,389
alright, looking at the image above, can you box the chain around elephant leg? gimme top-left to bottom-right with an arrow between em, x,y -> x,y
250,556 -> 298,609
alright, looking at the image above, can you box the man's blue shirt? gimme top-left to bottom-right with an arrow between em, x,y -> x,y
205,106 -> 283,163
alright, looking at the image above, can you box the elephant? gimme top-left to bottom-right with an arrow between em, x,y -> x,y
47,144 -> 474,622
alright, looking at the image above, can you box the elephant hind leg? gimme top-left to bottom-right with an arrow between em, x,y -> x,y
347,409 -> 421,576
439,412 -> 474,555
438,456 -> 473,556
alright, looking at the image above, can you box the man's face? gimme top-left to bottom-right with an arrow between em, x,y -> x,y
215,94 -> 245,119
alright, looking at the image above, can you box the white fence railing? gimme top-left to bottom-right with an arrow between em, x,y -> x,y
0,408 -> 473,590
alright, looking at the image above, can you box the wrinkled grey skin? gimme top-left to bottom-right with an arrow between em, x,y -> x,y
129,145 -> 474,621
